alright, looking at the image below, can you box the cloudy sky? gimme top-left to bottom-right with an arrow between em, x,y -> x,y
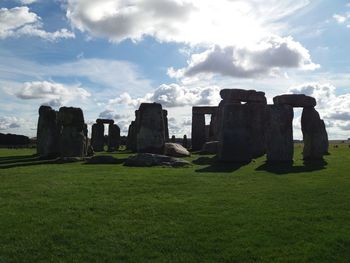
0,0 -> 349,139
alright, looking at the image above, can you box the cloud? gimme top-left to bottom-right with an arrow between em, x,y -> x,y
18,0 -> 38,4
333,3 -> 350,28
0,117 -> 22,130
65,0 -> 309,46
107,84 -> 221,109
289,82 -> 350,131
16,81 -> 91,107
0,6 -> 74,41
170,37 -> 319,80
99,109 -> 129,120
333,14 -> 347,24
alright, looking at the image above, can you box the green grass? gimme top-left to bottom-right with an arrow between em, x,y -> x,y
0,145 -> 350,263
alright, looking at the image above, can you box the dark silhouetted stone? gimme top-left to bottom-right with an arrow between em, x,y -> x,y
201,141 -> 219,154
273,94 -> 316,108
37,105 -> 60,157
191,112 -> 206,151
137,103 -> 165,154
301,107 -> 328,160
107,124 -> 120,152
124,153 -> 190,167
266,104 -> 294,162
91,122 -> 104,152
220,89 -> 267,103
85,155 -> 119,164
163,110 -> 169,142
182,135 -> 188,148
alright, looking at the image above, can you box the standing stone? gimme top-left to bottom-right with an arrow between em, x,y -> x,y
191,112 -> 206,151
127,121 -> 137,152
218,104 -> 252,162
107,124 -> 120,152
171,135 -> 176,143
266,104 -> 294,162
58,107 -> 87,157
163,110 -> 169,142
137,103 -> 165,154
209,113 -> 218,140
37,105 -> 60,158
91,121 -> 105,152
301,107 -> 329,160
182,135 -> 188,148
248,103 -> 267,158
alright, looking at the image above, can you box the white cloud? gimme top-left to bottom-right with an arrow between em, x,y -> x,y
18,0 -> 38,5
16,81 -> 91,107
0,117 -> 22,130
107,84 -> 221,109
0,6 -> 74,41
170,37 -> 319,80
333,14 -> 347,24
65,0 -> 309,46
289,83 -> 350,133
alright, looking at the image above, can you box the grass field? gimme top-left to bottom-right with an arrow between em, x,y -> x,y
0,145 -> 349,263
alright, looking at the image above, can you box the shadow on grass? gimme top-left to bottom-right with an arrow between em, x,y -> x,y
256,159 -> 328,175
193,156 -> 250,173
0,157 -> 61,169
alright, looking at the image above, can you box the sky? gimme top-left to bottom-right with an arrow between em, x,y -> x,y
0,0 -> 350,140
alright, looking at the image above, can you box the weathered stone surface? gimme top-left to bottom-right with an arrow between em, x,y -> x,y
91,123 -> 104,152
164,143 -> 190,157
209,113 -> 218,140
301,107 -> 329,160
192,106 -> 218,115
218,104 -> 253,162
266,104 -> 294,162
273,94 -> 316,108
124,153 -> 191,167
220,89 -> 266,103
37,105 -> 60,158
126,121 -> 137,152
96,119 -> 114,125
201,141 -> 219,154
107,124 -> 120,152
137,103 -> 165,154
182,135 -> 188,148
163,110 -> 169,142
191,112 -> 206,151
58,107 -> 87,157
85,155 -> 119,164
248,103 -> 267,158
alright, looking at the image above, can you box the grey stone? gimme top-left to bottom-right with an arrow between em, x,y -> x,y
201,141 -> 219,154
107,124 -> 120,152
191,112 -> 206,151
124,153 -> 191,167
36,105 -> 60,158
91,123 -> 104,152
164,143 -> 190,157
266,104 -> 294,162
220,89 -> 267,103
137,103 -> 165,154
301,107 -> 329,160
163,110 -> 169,142
273,94 -> 316,108
96,119 -> 114,125
58,107 -> 87,158
182,135 -> 188,148
85,155 -> 119,164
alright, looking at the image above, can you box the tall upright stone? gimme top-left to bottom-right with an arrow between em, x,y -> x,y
91,120 -> 105,152
266,104 -> 294,162
137,103 -> 165,154
301,107 -> 329,160
218,104 -> 251,162
163,110 -> 169,142
191,112 -> 206,151
37,105 -> 60,158
58,107 -> 87,157
107,124 -> 120,152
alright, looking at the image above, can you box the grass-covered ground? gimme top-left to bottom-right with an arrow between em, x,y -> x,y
0,145 -> 349,263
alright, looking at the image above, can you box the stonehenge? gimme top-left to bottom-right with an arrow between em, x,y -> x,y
35,88 -> 329,164
37,106 -> 89,158
191,89 -> 328,162
191,106 -> 218,151
91,118 -> 120,152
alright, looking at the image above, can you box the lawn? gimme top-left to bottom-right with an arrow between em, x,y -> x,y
0,145 -> 349,263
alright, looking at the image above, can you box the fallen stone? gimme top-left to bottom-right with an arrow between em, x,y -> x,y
124,153 -> 191,167
85,155 -> 119,164
273,94 -> 316,108
164,143 -> 190,157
